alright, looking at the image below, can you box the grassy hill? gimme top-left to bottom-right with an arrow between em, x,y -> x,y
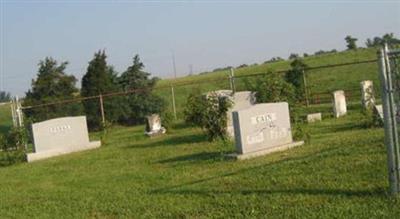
1,47 -> 398,218
154,48 -> 379,118
0,103 -> 12,135
0,104 -> 399,218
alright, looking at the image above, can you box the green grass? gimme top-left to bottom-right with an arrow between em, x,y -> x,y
155,48 -> 380,118
0,103 -> 12,135
0,103 -> 399,218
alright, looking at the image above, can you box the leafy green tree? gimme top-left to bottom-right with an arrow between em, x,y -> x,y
285,58 -> 308,102
118,54 -> 165,125
366,33 -> 400,48
288,53 -> 299,60
0,91 -> 11,102
246,72 -> 295,104
345,35 -> 358,50
81,50 -> 121,130
24,57 -> 81,122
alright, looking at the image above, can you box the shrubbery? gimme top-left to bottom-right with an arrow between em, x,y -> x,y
0,127 -> 27,167
184,90 -> 232,141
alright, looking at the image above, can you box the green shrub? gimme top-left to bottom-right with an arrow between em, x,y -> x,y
0,127 -> 27,167
245,71 -> 295,104
184,90 -> 232,141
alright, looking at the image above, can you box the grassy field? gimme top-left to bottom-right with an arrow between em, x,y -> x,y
0,103 -> 399,218
154,48 -> 380,118
0,103 -> 12,135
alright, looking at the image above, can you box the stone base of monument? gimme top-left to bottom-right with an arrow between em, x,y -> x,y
145,127 -> 166,137
227,141 -> 304,160
26,141 -> 101,162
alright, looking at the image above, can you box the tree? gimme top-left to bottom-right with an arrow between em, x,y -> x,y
285,58 -> 308,102
345,35 -> 358,50
24,57 -> 81,122
118,54 -> 165,125
81,50 -> 121,130
288,53 -> 299,60
0,91 -> 11,102
366,33 -> 400,48
247,72 -> 295,104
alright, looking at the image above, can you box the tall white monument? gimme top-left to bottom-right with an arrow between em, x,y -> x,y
332,90 -> 347,118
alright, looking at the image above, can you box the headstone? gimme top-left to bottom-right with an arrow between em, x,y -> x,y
227,91 -> 256,136
307,113 -> 322,123
374,104 -> 384,120
231,102 -> 303,160
27,116 -> 101,162
361,80 -> 375,109
332,90 -> 347,118
145,114 -> 166,136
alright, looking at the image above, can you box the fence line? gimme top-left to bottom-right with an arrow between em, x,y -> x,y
15,57 -> 378,129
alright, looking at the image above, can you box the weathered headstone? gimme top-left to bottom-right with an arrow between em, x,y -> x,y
227,91 -> 256,136
231,102 -> 303,160
27,116 -> 101,162
145,114 -> 166,136
332,90 -> 347,118
361,80 -> 375,109
374,104 -> 384,121
307,113 -> 322,123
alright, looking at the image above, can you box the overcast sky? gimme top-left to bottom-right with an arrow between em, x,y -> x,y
1,0 -> 400,96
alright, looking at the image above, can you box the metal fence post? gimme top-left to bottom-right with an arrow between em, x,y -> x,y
99,94 -> 105,126
171,85 -> 177,120
302,69 -> 310,107
230,68 -> 236,93
378,47 -> 400,195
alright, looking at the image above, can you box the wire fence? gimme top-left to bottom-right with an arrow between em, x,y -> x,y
8,58 -> 380,130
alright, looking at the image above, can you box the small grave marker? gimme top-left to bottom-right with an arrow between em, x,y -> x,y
307,113 -> 322,123
145,114 -> 166,136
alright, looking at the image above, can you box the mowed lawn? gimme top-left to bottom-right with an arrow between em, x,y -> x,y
0,104 -> 399,218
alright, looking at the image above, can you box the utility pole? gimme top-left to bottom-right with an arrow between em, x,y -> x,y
171,52 -> 177,120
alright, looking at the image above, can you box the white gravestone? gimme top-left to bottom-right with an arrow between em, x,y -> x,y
307,113 -> 322,123
227,91 -> 256,136
360,80 -> 375,109
145,114 -> 166,136
332,90 -> 347,118
231,102 -> 303,160
27,116 -> 101,162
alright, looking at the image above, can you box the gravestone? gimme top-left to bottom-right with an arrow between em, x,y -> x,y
227,91 -> 256,136
231,102 -> 303,160
307,113 -> 322,123
27,116 -> 101,162
332,90 -> 347,118
145,114 -> 166,136
361,80 -> 375,109
374,104 -> 384,121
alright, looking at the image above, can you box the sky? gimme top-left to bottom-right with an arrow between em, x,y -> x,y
1,0 -> 400,96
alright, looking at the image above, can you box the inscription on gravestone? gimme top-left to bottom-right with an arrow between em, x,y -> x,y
232,102 -> 303,159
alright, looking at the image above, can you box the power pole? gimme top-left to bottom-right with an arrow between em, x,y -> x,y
171,52 -> 177,120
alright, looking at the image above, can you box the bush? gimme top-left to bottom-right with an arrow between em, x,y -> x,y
184,90 -> 233,141
246,72 -> 295,104
0,127 -> 27,167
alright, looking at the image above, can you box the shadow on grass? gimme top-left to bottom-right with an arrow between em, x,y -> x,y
158,151 -> 229,164
126,133 -> 208,149
153,188 -> 385,198
152,144 -> 386,197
